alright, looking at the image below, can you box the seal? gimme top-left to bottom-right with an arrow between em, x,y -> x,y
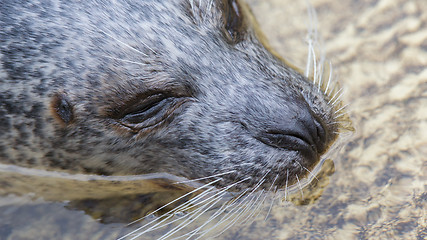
0,0 -> 347,193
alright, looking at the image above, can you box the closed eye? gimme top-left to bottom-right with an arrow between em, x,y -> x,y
110,93 -> 190,132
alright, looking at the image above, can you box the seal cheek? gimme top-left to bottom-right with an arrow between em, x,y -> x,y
50,92 -> 74,125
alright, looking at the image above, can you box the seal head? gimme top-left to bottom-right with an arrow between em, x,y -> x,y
0,0 -> 340,190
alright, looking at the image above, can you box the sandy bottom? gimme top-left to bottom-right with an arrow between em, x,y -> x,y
243,0 -> 426,239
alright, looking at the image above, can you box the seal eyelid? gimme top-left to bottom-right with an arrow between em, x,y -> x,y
121,96 -> 171,124
119,93 -> 168,119
114,93 -> 189,131
221,0 -> 246,44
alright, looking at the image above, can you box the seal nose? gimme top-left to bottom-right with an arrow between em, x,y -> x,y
255,106 -> 327,157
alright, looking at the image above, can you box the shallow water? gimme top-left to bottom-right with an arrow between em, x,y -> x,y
246,0 -> 426,239
1,0 -> 426,239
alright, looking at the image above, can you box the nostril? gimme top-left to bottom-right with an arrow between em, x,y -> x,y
266,129 -> 312,147
245,95 -> 329,157
255,128 -> 317,163
312,115 -> 328,154
257,129 -> 313,152
253,113 -> 328,157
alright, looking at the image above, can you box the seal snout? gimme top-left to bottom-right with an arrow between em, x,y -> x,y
254,105 -> 328,160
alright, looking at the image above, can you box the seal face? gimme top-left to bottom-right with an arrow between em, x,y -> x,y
0,0 -> 343,190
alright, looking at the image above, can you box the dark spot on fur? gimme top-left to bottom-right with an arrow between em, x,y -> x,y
44,151 -> 54,158
51,92 -> 74,125
0,110 -> 11,134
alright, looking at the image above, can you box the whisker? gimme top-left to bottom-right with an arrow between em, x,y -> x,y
334,103 -> 350,115
206,170 -> 272,237
196,171 -> 271,239
265,186 -> 278,221
130,177 -> 250,240
156,191 -> 227,240
203,188 -> 261,239
244,174 -> 279,225
304,0 -> 341,104
268,175 -> 279,193
305,0 -> 320,85
148,192 -> 220,237
119,178 -> 222,239
189,0 -> 195,12
195,188 -> 252,235
311,45 -> 317,86
299,164 -> 319,182
175,189 -> 251,240
325,61 -> 333,95
207,191 -> 262,238
179,191 -> 216,209
167,177 -> 249,215
242,189 -> 267,224
188,188 -> 259,240
327,87 -> 343,105
306,0 -> 318,41
178,177 -> 251,212
330,89 -> 345,107
101,55 -> 147,66
334,110 -> 351,120
208,0 -> 214,11
317,59 -> 325,92
151,181 -> 250,239
157,187 -> 217,220
248,192 -> 273,226
129,214 -> 175,240
100,30 -> 154,56
171,178 -> 258,239
284,169 -> 289,201
305,41 -> 313,78
126,187 -> 218,240
205,0 -> 214,19
296,174 -> 304,199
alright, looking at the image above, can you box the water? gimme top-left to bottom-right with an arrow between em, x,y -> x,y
248,0 -> 426,238
1,0 -> 426,239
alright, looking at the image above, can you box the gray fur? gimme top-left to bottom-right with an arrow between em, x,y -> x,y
0,0 -> 338,190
